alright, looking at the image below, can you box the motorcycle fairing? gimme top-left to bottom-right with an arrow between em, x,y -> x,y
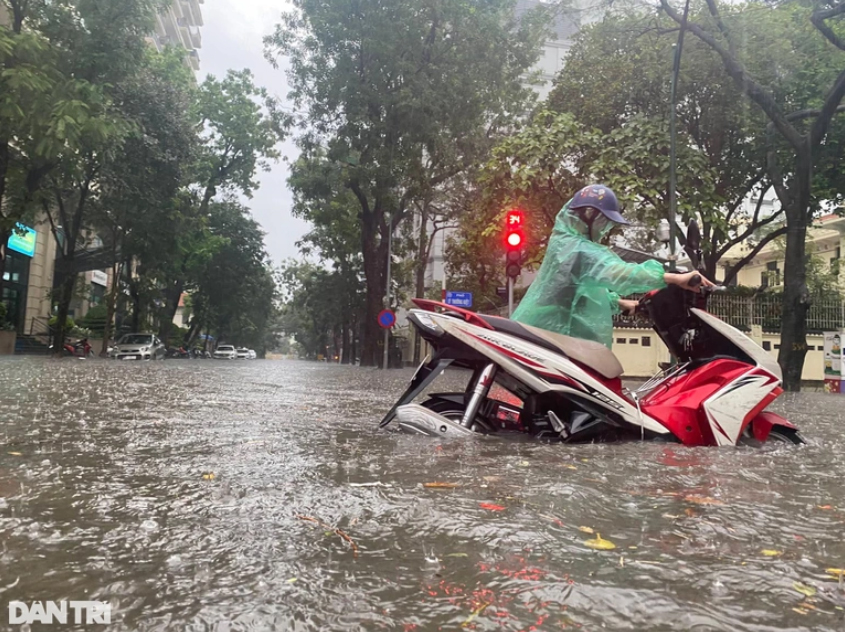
426,311 -> 671,436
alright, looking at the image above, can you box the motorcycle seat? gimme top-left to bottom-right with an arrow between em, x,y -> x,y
478,316 -> 624,380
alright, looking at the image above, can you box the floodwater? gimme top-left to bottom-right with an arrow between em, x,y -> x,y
1,357 -> 844,632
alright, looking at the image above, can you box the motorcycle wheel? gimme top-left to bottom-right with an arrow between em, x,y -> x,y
765,428 -> 806,445
419,399 -> 491,432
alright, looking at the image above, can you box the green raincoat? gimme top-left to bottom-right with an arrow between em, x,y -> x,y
511,200 -> 667,348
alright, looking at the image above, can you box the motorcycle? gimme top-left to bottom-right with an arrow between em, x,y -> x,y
57,338 -> 93,358
379,223 -> 803,446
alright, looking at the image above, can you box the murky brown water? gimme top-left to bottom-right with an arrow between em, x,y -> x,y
1,357 -> 844,631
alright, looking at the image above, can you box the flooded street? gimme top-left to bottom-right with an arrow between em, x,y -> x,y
2,357 -> 845,631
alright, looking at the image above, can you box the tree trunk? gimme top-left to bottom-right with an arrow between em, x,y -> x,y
52,270 -> 75,357
158,282 -> 183,345
100,260 -> 122,356
776,155 -> 812,391
0,228 -> 10,302
360,215 -> 385,367
341,318 -> 350,364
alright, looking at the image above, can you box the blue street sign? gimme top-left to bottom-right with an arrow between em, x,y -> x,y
445,291 -> 473,308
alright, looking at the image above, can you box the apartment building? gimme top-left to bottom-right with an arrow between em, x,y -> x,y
146,0 -> 205,71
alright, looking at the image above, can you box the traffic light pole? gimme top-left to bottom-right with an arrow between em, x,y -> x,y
508,277 -> 514,317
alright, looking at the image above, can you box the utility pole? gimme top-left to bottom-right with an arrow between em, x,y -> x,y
667,0 -> 691,273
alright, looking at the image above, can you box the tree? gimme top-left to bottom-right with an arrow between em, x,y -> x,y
546,9 -> 786,282
266,0 -> 546,366
451,110 -> 720,297
31,0 -> 161,354
0,0 -> 107,302
153,69 -> 285,345
659,0 -> 845,389
189,199 -> 278,353
91,48 -> 197,354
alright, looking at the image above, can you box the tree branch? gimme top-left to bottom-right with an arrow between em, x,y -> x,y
722,225 -> 787,286
660,0 -> 803,150
703,0 -> 736,57
810,72 -> 845,147
811,2 -> 845,52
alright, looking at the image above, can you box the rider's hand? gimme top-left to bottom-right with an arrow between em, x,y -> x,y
665,271 -> 715,293
618,299 -> 639,316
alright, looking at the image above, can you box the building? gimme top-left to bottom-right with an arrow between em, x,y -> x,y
146,0 -> 204,72
720,214 -> 845,289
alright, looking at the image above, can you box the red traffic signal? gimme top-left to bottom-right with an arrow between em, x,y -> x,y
504,209 -> 524,251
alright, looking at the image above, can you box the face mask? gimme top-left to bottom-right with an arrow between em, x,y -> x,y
583,209 -> 612,242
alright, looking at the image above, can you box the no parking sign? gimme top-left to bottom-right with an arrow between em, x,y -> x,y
378,309 -> 396,329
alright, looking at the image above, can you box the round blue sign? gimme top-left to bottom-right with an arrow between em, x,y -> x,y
378,309 -> 396,329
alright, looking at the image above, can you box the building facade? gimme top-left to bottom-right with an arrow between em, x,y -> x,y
146,0 -> 204,71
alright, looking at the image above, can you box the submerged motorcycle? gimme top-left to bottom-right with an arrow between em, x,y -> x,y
379,224 -> 803,446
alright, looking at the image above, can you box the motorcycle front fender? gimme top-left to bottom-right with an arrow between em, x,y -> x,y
750,411 -> 797,441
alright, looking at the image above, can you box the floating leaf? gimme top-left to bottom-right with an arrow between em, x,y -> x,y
817,505 -> 834,510
584,533 -> 616,550
563,464 -> 577,470
479,502 -> 506,511
446,552 -> 469,558
793,581 -> 816,597
761,549 -> 782,557
7,452 -> 22,456
286,577 -> 297,584
202,472 -> 215,480
424,482 -> 459,489
683,495 -> 724,506
578,526 -> 595,534
825,568 -> 845,577
462,602 -> 489,627
519,461 -> 530,467
792,607 -> 808,615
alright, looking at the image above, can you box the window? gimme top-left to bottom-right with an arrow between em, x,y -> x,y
763,341 -> 771,351
762,261 -> 782,287
616,338 -> 626,344
642,337 -> 651,347
629,338 -> 639,344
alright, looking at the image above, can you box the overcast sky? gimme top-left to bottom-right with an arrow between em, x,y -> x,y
198,0 -> 309,266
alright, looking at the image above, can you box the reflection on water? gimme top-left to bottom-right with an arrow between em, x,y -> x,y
1,357 -> 844,631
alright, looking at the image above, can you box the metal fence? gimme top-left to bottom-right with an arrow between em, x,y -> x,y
486,294 -> 845,334
706,294 -> 845,333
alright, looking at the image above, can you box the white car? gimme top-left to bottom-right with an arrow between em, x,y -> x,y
214,345 -> 236,360
247,349 -> 257,360
236,348 -> 250,359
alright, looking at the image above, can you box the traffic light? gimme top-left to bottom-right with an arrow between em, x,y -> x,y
504,209 -> 524,279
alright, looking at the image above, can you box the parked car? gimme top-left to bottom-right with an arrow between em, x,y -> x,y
247,349 -> 257,360
236,348 -> 250,359
110,333 -> 166,361
214,345 -> 236,360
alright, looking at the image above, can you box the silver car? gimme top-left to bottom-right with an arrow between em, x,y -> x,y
110,333 -> 166,361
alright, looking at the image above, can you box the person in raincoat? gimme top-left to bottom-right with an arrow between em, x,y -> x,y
511,184 -> 712,348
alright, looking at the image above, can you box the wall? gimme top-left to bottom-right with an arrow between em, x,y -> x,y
23,219 -> 57,333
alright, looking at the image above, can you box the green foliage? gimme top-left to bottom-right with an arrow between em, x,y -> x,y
187,199 -> 279,351
48,315 -> 75,330
76,302 -> 108,333
267,0 -> 547,364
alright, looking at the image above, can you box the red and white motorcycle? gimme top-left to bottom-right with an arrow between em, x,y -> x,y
379,225 -> 803,446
